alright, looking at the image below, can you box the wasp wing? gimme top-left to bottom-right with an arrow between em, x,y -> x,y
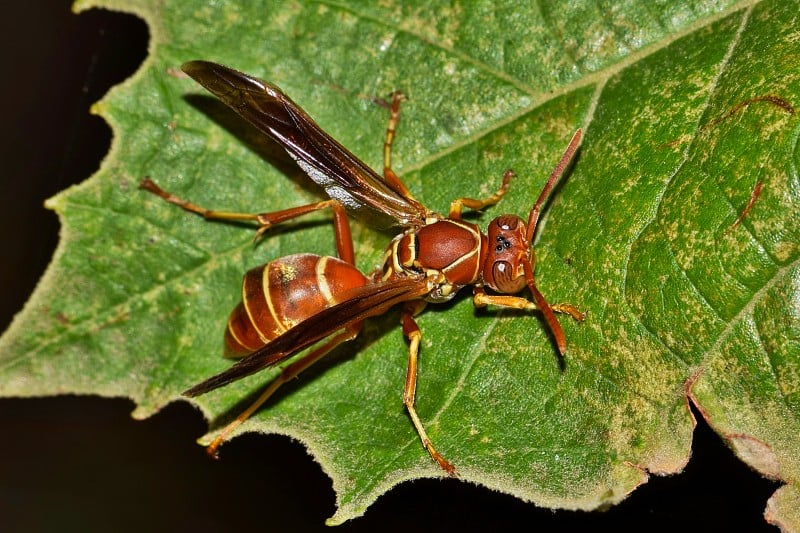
183,277 -> 430,397
181,60 -> 429,227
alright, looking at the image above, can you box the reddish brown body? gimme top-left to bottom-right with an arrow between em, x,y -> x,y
226,218 -> 489,356
141,60 -> 584,476
384,219 -> 485,301
225,254 -> 369,356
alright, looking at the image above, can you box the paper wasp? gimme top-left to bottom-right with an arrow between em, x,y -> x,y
141,60 -> 584,475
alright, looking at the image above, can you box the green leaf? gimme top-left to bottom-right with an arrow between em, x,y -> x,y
2,0 -> 798,526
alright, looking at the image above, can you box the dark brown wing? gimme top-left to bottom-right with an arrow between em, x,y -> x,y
183,277 -> 430,397
181,60 -> 429,227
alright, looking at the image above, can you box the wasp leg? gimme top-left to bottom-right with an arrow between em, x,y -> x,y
379,90 -> 419,200
473,290 -> 586,322
400,300 -> 456,476
140,177 -> 346,239
449,169 -> 515,220
473,287 -> 584,355
205,323 -> 362,457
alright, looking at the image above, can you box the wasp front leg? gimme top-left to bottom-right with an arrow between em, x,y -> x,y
400,300 -> 456,476
473,286 -> 584,355
449,169 -> 515,221
473,288 -> 585,321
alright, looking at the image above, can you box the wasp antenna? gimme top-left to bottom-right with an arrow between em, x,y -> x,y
526,129 -> 582,239
523,261 -> 568,355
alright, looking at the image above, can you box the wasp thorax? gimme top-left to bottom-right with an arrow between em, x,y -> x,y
483,215 -> 528,294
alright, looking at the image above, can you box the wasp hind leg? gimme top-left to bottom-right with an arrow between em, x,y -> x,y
204,323 -> 362,458
139,177 -> 351,245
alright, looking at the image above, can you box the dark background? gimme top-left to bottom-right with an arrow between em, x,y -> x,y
0,3 -> 780,531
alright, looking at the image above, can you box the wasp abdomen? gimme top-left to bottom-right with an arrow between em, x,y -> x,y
225,253 -> 369,356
